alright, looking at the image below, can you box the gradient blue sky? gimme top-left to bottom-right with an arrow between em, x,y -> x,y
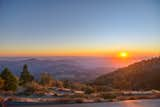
0,0 -> 160,56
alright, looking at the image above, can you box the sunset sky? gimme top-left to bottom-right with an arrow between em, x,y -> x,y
0,0 -> 160,57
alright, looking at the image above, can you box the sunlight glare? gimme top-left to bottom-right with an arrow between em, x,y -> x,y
119,52 -> 128,58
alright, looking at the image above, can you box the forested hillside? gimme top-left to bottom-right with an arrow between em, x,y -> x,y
94,57 -> 160,90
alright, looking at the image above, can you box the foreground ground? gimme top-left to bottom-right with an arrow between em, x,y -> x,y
7,99 -> 160,107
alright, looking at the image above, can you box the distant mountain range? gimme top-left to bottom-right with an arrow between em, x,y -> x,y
0,57 -> 116,82
94,57 -> 160,90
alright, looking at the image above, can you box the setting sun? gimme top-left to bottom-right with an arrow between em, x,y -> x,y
119,52 -> 128,58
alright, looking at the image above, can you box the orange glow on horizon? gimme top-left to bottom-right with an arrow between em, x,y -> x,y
0,49 -> 159,57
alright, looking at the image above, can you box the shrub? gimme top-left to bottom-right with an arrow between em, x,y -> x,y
83,86 -> 95,94
100,93 -> 116,99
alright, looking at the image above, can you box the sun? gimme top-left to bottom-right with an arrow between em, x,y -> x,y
119,52 -> 128,58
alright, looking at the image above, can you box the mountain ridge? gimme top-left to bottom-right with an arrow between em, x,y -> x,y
94,57 -> 160,90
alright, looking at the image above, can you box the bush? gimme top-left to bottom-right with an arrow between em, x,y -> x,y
39,72 -> 55,87
24,81 -> 43,95
83,86 -> 95,94
69,94 -> 87,98
100,93 -> 116,99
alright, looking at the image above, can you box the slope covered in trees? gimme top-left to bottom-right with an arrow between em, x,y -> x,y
94,57 -> 160,90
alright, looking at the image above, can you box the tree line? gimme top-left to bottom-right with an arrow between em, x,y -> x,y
0,64 -> 95,94
0,64 -> 33,91
0,64 -> 62,92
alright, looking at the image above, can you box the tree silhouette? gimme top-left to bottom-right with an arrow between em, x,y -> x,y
19,64 -> 34,86
1,68 -> 18,91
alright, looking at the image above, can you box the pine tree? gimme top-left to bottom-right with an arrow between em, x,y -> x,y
1,68 -> 18,91
19,64 -> 34,86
